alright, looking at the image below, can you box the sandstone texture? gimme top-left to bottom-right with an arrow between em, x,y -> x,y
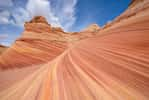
0,0 -> 149,100
0,45 -> 8,54
82,24 -> 101,32
0,16 -> 68,68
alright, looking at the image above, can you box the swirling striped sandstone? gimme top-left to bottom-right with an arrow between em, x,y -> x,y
0,0 -> 149,100
0,16 -> 68,69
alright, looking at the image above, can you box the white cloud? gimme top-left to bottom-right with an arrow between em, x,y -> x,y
26,0 -> 61,27
0,11 -> 10,24
11,7 -> 30,26
0,0 -> 13,25
25,0 -> 77,30
0,0 -> 13,7
51,0 -> 77,30
0,34 -> 8,39
0,0 -> 78,31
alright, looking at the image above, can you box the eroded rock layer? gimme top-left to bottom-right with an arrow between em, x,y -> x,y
0,0 -> 149,100
0,45 -> 8,55
0,16 -> 68,69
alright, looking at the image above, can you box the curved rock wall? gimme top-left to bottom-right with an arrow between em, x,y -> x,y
0,1 -> 149,100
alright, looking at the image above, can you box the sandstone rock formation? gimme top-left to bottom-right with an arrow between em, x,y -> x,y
103,0 -> 149,30
82,24 -> 101,33
0,0 -> 149,100
0,44 -> 8,54
0,16 -> 68,68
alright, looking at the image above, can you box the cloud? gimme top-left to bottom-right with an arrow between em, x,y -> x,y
25,0 -> 77,30
0,0 -> 13,7
11,7 -> 30,26
0,34 -> 8,39
0,0 -> 78,31
26,0 -> 61,27
0,11 -> 10,24
50,0 -> 77,30
0,0 -> 13,25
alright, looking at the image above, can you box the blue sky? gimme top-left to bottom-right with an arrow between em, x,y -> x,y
0,0 -> 131,46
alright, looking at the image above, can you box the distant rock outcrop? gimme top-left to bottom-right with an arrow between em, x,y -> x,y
29,16 -> 49,24
24,16 -> 52,33
82,24 -> 101,33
